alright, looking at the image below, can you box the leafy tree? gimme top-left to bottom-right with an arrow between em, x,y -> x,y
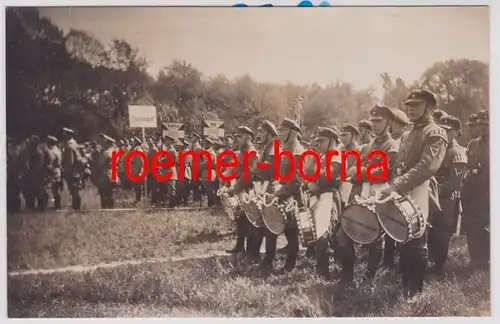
6,8 -> 489,145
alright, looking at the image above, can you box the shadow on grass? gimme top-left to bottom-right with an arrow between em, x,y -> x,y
8,239 -> 490,317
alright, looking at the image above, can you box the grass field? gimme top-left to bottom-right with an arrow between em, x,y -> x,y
7,187 -> 491,317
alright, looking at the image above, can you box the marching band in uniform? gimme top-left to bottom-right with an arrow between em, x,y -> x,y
6,88 -> 490,300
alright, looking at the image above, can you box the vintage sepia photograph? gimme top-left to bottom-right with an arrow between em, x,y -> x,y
5,6 -> 490,317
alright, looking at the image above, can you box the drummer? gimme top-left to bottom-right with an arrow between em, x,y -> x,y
304,127 -> 343,280
264,118 -> 305,273
224,126 -> 260,260
346,104 -> 399,282
378,89 -> 447,299
244,120 -> 281,266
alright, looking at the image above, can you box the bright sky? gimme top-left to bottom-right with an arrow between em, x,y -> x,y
39,7 -> 489,98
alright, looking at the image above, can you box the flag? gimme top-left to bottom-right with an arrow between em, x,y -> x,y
295,95 -> 304,127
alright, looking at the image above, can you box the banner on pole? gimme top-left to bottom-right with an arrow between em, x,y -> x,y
162,122 -> 185,139
203,120 -> 224,138
128,105 -> 157,128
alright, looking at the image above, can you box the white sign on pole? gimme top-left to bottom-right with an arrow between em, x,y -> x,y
162,122 -> 185,139
203,120 -> 224,138
128,105 -> 157,200
128,105 -> 157,128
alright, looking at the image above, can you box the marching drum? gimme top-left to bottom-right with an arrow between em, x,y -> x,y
340,198 -> 382,245
286,198 -> 316,245
240,189 -> 265,228
291,191 -> 336,246
339,182 -> 384,244
374,192 -> 425,243
261,192 -> 291,235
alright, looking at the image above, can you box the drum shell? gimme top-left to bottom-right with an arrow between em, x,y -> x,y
340,203 -> 382,244
375,197 -> 424,243
295,207 -> 316,246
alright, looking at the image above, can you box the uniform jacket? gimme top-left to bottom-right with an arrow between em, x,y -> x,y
392,118 -> 448,222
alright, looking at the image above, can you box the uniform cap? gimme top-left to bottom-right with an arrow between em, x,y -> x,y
391,108 -> 410,126
259,120 -> 279,137
358,119 -> 373,131
134,136 -> 142,144
468,114 -> 479,123
404,89 -> 438,107
191,133 -> 201,140
62,127 -> 75,135
339,123 -> 360,136
182,138 -> 191,146
314,127 -> 339,142
47,135 -> 58,142
432,109 -> 448,120
204,137 -> 214,145
280,118 -> 301,133
224,134 -> 234,140
236,125 -> 255,136
439,115 -> 462,131
477,110 -> 489,125
101,133 -> 116,144
369,105 -> 393,121
163,133 -> 176,141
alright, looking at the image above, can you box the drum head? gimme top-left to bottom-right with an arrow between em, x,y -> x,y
243,200 -> 264,228
340,204 -> 381,244
262,204 -> 285,235
375,202 -> 408,243
311,192 -> 333,240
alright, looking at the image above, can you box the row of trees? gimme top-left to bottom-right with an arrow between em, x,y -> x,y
6,8 -> 489,144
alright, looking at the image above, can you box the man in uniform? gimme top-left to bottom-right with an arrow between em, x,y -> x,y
224,134 -> 235,152
378,89 -> 447,299
432,109 -> 448,123
338,123 -> 363,205
339,124 -> 362,155
156,134 -> 178,208
304,127 -> 343,279
24,135 -> 50,212
249,121 -> 281,260
7,137 -> 23,213
465,113 -> 480,141
263,118 -> 305,272
177,138 -> 192,207
428,114 -> 467,280
225,126 -> 259,257
340,105 -> 399,282
94,134 -> 118,209
382,108 -> 410,268
461,110 -> 489,271
129,137 -> 145,205
358,119 -> 373,146
62,128 -> 83,210
146,137 -> 157,202
199,137 -> 217,207
46,135 -> 63,209
191,133 -> 204,205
